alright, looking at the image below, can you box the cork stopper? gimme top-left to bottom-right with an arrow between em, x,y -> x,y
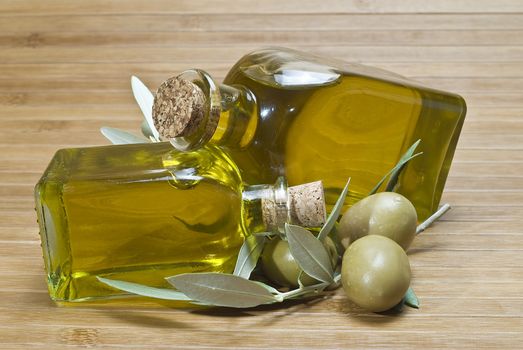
288,180 -> 327,227
152,77 -> 206,139
262,180 -> 326,230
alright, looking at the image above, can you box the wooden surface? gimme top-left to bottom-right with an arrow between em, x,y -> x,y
1,1 -> 522,348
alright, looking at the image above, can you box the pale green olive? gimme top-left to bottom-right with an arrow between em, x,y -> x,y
341,235 -> 411,312
261,236 -> 338,288
337,192 -> 417,250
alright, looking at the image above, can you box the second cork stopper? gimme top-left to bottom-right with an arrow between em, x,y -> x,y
262,180 -> 327,231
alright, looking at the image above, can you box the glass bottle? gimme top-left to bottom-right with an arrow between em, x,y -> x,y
34,142 -> 325,302
152,47 -> 467,220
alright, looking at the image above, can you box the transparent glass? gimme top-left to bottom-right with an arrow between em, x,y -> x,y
172,47 -> 466,220
34,142 -> 289,302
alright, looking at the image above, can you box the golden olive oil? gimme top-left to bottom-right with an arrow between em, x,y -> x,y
215,48 -> 466,220
35,141 -> 323,303
35,143 -> 244,302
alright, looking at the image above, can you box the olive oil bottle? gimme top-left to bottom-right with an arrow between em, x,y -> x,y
35,142 -> 325,302
152,47 -> 466,220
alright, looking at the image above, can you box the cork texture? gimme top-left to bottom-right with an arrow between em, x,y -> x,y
262,180 -> 326,230
152,77 -> 206,139
261,197 -> 279,231
261,198 -> 287,230
288,180 -> 326,227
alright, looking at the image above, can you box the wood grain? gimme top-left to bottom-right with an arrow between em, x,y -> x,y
1,1 -> 522,349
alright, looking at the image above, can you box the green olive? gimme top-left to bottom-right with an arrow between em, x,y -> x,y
341,235 -> 411,312
337,192 -> 417,250
261,236 -> 338,288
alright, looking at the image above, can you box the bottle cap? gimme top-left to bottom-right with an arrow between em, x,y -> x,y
288,180 -> 327,227
262,180 -> 326,230
152,77 -> 206,139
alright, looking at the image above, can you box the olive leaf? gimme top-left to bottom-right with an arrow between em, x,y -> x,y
141,120 -> 157,141
96,277 -> 191,300
404,287 -> 420,309
317,178 -> 351,242
100,127 -> 150,145
253,281 -> 281,295
131,75 -> 160,141
297,271 -> 306,288
369,139 -> 422,195
254,231 -> 278,238
329,223 -> 346,256
166,273 -> 279,308
233,235 -> 266,279
285,224 -> 334,284
385,140 -> 422,192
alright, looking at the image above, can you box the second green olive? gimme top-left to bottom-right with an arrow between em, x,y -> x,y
337,192 -> 417,250
341,235 -> 411,312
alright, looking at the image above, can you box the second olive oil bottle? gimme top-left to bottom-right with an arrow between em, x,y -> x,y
152,47 -> 466,220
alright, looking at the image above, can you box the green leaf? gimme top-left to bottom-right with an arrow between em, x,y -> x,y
100,127 -> 150,145
233,235 -> 266,279
254,231 -> 278,238
252,281 -> 281,296
97,277 -> 191,301
166,273 -> 279,308
131,76 -> 160,141
285,224 -> 334,284
317,178 -> 351,242
369,139 -> 422,195
333,272 -> 342,284
141,120 -> 156,141
329,223 -> 347,256
404,287 -> 420,309
193,280 -> 283,305
297,270 -> 307,289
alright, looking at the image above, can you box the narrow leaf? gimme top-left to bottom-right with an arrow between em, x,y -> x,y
369,139 -> 422,195
252,281 -> 281,296
404,287 -> 420,309
297,271 -> 306,289
317,178 -> 351,241
131,76 -> 160,141
254,231 -> 277,238
100,127 -> 150,145
285,224 -> 334,284
385,145 -> 422,191
233,235 -> 266,279
141,120 -> 156,141
330,223 -> 347,255
97,277 -> 191,301
166,273 -> 278,308
333,272 -> 342,284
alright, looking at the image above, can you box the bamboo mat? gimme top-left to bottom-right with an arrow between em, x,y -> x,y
1,1 -> 522,348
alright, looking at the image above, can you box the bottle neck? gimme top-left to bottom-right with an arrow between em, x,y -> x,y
164,69 -> 258,151
241,177 -> 289,235
241,177 -> 327,235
